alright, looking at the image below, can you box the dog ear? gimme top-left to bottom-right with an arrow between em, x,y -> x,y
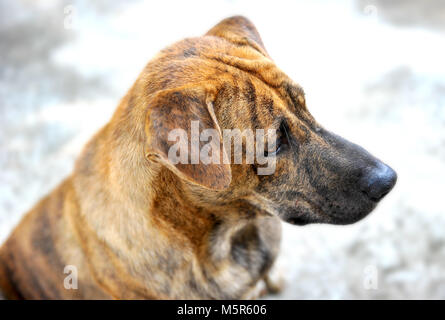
145,87 -> 231,190
206,16 -> 269,57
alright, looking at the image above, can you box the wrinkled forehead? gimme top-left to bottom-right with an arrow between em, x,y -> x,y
164,34 -> 305,96
152,30 -> 309,130
202,36 -> 305,97
215,79 -> 308,132
199,43 -> 308,128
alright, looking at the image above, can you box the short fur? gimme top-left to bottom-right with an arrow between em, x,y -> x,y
0,16 -> 395,299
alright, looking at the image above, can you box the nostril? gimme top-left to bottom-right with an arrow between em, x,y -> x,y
362,189 -> 390,202
359,163 -> 397,202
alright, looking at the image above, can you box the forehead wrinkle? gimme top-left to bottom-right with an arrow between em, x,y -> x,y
281,108 -> 310,141
205,49 -> 287,87
203,49 -> 306,111
263,85 -> 307,122
206,52 -> 309,131
282,81 -> 306,111
262,117 -> 283,138
282,107 -> 329,147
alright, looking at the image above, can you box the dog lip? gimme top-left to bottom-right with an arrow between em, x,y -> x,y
281,200 -> 329,226
284,191 -> 378,226
281,209 -> 320,225
285,216 -> 310,226
290,196 -> 376,225
323,201 -> 377,224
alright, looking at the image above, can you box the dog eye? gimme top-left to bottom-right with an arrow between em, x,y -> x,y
266,122 -> 289,156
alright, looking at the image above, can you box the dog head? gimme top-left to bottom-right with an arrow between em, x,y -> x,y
142,16 -> 397,225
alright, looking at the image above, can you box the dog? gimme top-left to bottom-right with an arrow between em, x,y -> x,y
0,16 -> 397,299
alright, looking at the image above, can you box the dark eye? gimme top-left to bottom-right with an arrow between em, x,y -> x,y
266,121 -> 289,156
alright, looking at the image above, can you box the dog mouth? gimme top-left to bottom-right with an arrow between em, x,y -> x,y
284,215 -> 314,226
280,200 -> 331,226
279,194 -> 377,226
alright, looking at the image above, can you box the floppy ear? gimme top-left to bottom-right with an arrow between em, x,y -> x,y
145,87 -> 231,190
206,16 -> 269,57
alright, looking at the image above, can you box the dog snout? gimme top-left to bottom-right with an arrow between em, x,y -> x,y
359,162 -> 397,202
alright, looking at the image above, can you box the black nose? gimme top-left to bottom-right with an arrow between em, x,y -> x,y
359,163 -> 397,202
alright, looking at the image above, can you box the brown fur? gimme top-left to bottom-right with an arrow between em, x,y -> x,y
0,16 -> 396,299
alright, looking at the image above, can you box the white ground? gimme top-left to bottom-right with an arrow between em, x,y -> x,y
1,0 -> 445,299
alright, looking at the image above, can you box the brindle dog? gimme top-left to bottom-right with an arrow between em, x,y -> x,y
0,16 -> 396,299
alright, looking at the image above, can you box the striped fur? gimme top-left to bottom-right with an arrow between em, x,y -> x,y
0,16 -> 394,299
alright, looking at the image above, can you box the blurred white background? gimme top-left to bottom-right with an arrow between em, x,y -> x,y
1,0 -> 445,299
